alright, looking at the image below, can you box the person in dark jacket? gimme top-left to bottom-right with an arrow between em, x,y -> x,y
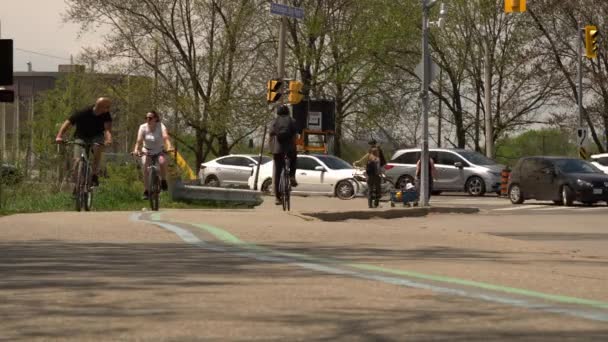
365,147 -> 382,208
268,105 -> 299,205
55,97 -> 113,187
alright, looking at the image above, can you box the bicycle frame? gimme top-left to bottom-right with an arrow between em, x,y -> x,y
142,152 -> 163,211
66,141 -> 98,212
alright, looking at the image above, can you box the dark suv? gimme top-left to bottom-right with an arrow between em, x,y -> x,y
508,156 -> 608,206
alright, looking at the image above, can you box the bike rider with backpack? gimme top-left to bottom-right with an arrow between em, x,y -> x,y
269,104 -> 298,205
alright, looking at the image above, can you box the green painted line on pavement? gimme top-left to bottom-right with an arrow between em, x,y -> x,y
349,263 -> 608,309
151,213 -> 608,310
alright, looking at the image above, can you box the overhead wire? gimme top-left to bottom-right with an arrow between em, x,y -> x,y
15,47 -> 71,61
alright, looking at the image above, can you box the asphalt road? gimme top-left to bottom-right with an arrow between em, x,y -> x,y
1,196 -> 607,340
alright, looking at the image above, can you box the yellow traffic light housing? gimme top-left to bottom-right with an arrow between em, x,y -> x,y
266,79 -> 282,103
288,80 -> 304,104
505,0 -> 526,13
585,25 -> 599,59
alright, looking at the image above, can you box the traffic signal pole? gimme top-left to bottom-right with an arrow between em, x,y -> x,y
254,6 -> 288,191
420,0 -> 431,207
578,19 -> 583,128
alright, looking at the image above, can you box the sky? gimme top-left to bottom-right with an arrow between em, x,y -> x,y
2,0 -> 102,72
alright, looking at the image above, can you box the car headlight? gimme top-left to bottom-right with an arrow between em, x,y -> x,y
576,179 -> 593,188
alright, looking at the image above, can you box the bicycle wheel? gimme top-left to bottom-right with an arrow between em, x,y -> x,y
83,164 -> 93,212
149,167 -> 160,211
74,159 -> 86,212
281,169 -> 290,212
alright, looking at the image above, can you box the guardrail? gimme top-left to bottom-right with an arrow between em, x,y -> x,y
170,180 -> 263,208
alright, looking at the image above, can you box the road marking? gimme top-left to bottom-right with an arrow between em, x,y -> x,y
135,212 -> 608,322
493,205 -> 549,211
532,206 -> 572,211
578,206 -> 608,211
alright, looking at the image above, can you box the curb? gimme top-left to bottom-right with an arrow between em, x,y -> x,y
301,206 -> 479,222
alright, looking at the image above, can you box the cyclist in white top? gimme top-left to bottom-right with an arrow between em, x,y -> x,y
132,111 -> 174,200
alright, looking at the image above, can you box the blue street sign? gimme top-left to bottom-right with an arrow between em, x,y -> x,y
270,2 -> 304,19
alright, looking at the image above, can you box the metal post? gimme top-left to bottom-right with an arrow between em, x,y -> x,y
420,0 -> 430,207
13,88 -> 19,163
0,103 -> 5,161
254,6 -> 287,190
484,38 -> 493,158
578,20 -> 583,127
437,69 -> 442,148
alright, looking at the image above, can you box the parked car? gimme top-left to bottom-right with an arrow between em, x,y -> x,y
590,153 -> 608,174
200,154 -> 272,188
248,154 -> 359,199
508,156 -> 608,206
385,148 -> 504,196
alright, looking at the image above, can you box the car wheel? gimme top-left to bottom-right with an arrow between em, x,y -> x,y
336,180 -> 355,200
582,201 -> 594,206
204,175 -> 220,187
260,178 -> 272,195
553,200 -> 563,205
466,176 -> 486,196
561,185 -> 574,206
431,190 -> 442,196
509,184 -> 524,204
396,175 -> 414,190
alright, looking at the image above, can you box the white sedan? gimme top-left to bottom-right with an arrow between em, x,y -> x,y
200,154 -> 272,188
590,153 -> 608,174
248,154 -> 359,199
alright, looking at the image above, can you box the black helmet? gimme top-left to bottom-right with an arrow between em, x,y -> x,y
277,104 -> 290,116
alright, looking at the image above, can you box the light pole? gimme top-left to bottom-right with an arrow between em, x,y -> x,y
420,0 -> 446,207
484,34 -> 493,158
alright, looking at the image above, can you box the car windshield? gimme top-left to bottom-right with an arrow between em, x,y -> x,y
457,151 -> 498,165
554,159 -> 601,174
256,156 -> 272,164
315,155 -> 352,170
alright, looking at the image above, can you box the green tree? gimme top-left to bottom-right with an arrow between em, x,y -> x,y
495,128 -> 577,166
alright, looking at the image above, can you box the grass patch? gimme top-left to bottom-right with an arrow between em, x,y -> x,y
0,164 -> 217,216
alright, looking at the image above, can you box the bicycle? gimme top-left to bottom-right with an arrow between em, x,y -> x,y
278,154 -> 291,211
64,140 -> 100,212
134,150 -> 167,211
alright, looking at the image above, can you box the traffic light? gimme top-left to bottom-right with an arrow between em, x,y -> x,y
266,79 -> 282,103
505,0 -> 526,13
0,39 -> 13,86
288,80 -> 304,104
585,25 -> 599,59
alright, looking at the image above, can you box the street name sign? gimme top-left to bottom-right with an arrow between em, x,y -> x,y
270,3 -> 304,20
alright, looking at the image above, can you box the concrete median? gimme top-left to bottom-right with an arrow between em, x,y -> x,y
170,180 -> 263,208
301,206 -> 479,222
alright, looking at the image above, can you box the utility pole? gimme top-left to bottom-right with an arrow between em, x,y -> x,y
420,0 -> 431,207
254,2 -> 288,191
484,37 -> 493,158
577,19 -> 583,128
13,84 -> 19,163
437,69 -> 442,147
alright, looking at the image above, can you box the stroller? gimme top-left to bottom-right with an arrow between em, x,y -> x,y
389,180 -> 418,207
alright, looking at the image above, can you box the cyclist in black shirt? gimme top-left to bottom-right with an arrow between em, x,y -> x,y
55,97 -> 113,187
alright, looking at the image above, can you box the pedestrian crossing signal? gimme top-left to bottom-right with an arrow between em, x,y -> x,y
267,79 -> 282,103
288,80 -> 304,104
505,0 -> 526,13
585,26 -> 599,59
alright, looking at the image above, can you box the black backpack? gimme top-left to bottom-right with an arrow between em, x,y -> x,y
274,115 -> 293,143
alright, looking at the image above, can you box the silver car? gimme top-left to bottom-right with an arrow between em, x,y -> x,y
200,154 -> 272,188
385,148 -> 504,196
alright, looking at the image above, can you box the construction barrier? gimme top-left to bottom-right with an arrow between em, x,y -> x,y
500,167 -> 511,197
